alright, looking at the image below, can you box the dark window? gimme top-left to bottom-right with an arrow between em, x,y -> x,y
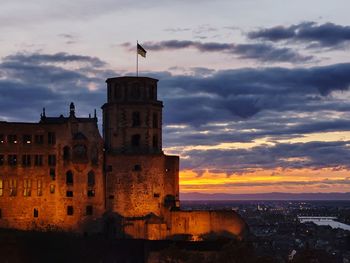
34,155 -> 43,166
73,144 -> 87,160
152,135 -> 158,149
0,134 -> 4,143
67,206 -> 73,216
0,208 -> 2,218
49,168 -> 55,180
34,208 -> 38,218
66,191 -> 73,197
63,146 -> 70,161
48,132 -> 56,145
0,155 -> 4,166
35,135 -> 44,144
87,190 -> 95,197
149,86 -> 155,100
8,155 -> 17,166
86,205 -> 93,216
153,113 -> 158,128
132,112 -> 141,127
66,171 -> 73,185
154,193 -> 160,198
131,86 -> 140,99
131,134 -> 140,147
8,135 -> 17,144
107,165 -> 112,172
87,171 -> 95,187
48,155 -> 56,166
23,135 -> 32,144
22,155 -> 31,167
108,195 -> 114,199
134,164 -> 141,171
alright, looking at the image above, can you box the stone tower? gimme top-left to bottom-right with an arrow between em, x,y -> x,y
102,77 -> 179,219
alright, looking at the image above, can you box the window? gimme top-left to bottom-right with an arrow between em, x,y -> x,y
66,171 -> 73,185
0,155 -> 4,166
134,164 -> 141,171
0,179 -> 3,196
154,193 -> 160,198
8,135 -> 17,144
153,113 -> 158,128
152,135 -> 158,149
66,191 -> 73,197
86,205 -> 93,216
22,155 -> 31,167
23,135 -> 32,144
0,208 -> 2,218
49,168 -> 55,180
0,134 -> 4,143
131,134 -> 140,147
132,112 -> 141,127
48,132 -> 56,145
34,155 -> 43,166
149,86 -> 155,100
63,146 -> 70,161
23,179 -> 31,197
73,144 -> 87,160
87,189 -> 95,197
50,184 -> 55,194
37,180 -> 42,196
67,206 -> 73,216
35,135 -> 44,144
8,155 -> 17,166
33,208 -> 38,218
9,179 -> 17,196
87,171 -> 95,187
48,155 -> 56,166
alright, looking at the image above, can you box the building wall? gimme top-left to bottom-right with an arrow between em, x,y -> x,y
0,118 -> 105,233
105,154 -> 179,218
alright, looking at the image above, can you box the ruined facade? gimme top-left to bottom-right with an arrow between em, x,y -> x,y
0,76 -> 247,240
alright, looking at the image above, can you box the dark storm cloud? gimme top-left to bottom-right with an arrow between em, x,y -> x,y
180,141 -> 350,174
0,52 -> 108,122
123,40 -> 312,63
248,22 -> 350,48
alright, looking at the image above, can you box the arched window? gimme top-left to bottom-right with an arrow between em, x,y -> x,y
73,144 -> 87,160
88,171 -> 95,187
63,146 -> 70,161
66,170 -> 73,185
131,134 -> 140,147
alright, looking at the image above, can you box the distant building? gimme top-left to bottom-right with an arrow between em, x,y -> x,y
0,76 -> 247,240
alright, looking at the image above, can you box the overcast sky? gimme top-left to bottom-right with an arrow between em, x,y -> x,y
1,0 -> 350,194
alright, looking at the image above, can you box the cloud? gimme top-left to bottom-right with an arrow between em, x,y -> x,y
248,22 -> 350,48
123,40 -> 312,63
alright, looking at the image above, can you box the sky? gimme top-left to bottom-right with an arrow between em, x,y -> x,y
1,0 -> 350,194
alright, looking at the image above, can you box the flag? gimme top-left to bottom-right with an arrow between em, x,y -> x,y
137,43 -> 147,58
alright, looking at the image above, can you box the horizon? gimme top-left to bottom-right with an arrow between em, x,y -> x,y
1,0 -> 350,194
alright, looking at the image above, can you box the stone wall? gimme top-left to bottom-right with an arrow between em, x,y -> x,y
0,118 -> 105,233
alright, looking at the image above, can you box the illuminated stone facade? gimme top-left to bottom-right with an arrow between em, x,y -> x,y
0,76 -> 247,240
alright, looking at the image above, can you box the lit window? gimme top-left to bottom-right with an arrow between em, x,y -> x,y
0,179 -> 3,196
8,135 -> 17,144
37,180 -> 42,196
23,135 -> 32,144
50,184 -> 55,194
0,134 -> 4,143
9,179 -> 17,196
23,179 -> 31,197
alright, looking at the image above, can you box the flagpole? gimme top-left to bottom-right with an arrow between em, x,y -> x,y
136,40 -> 138,77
